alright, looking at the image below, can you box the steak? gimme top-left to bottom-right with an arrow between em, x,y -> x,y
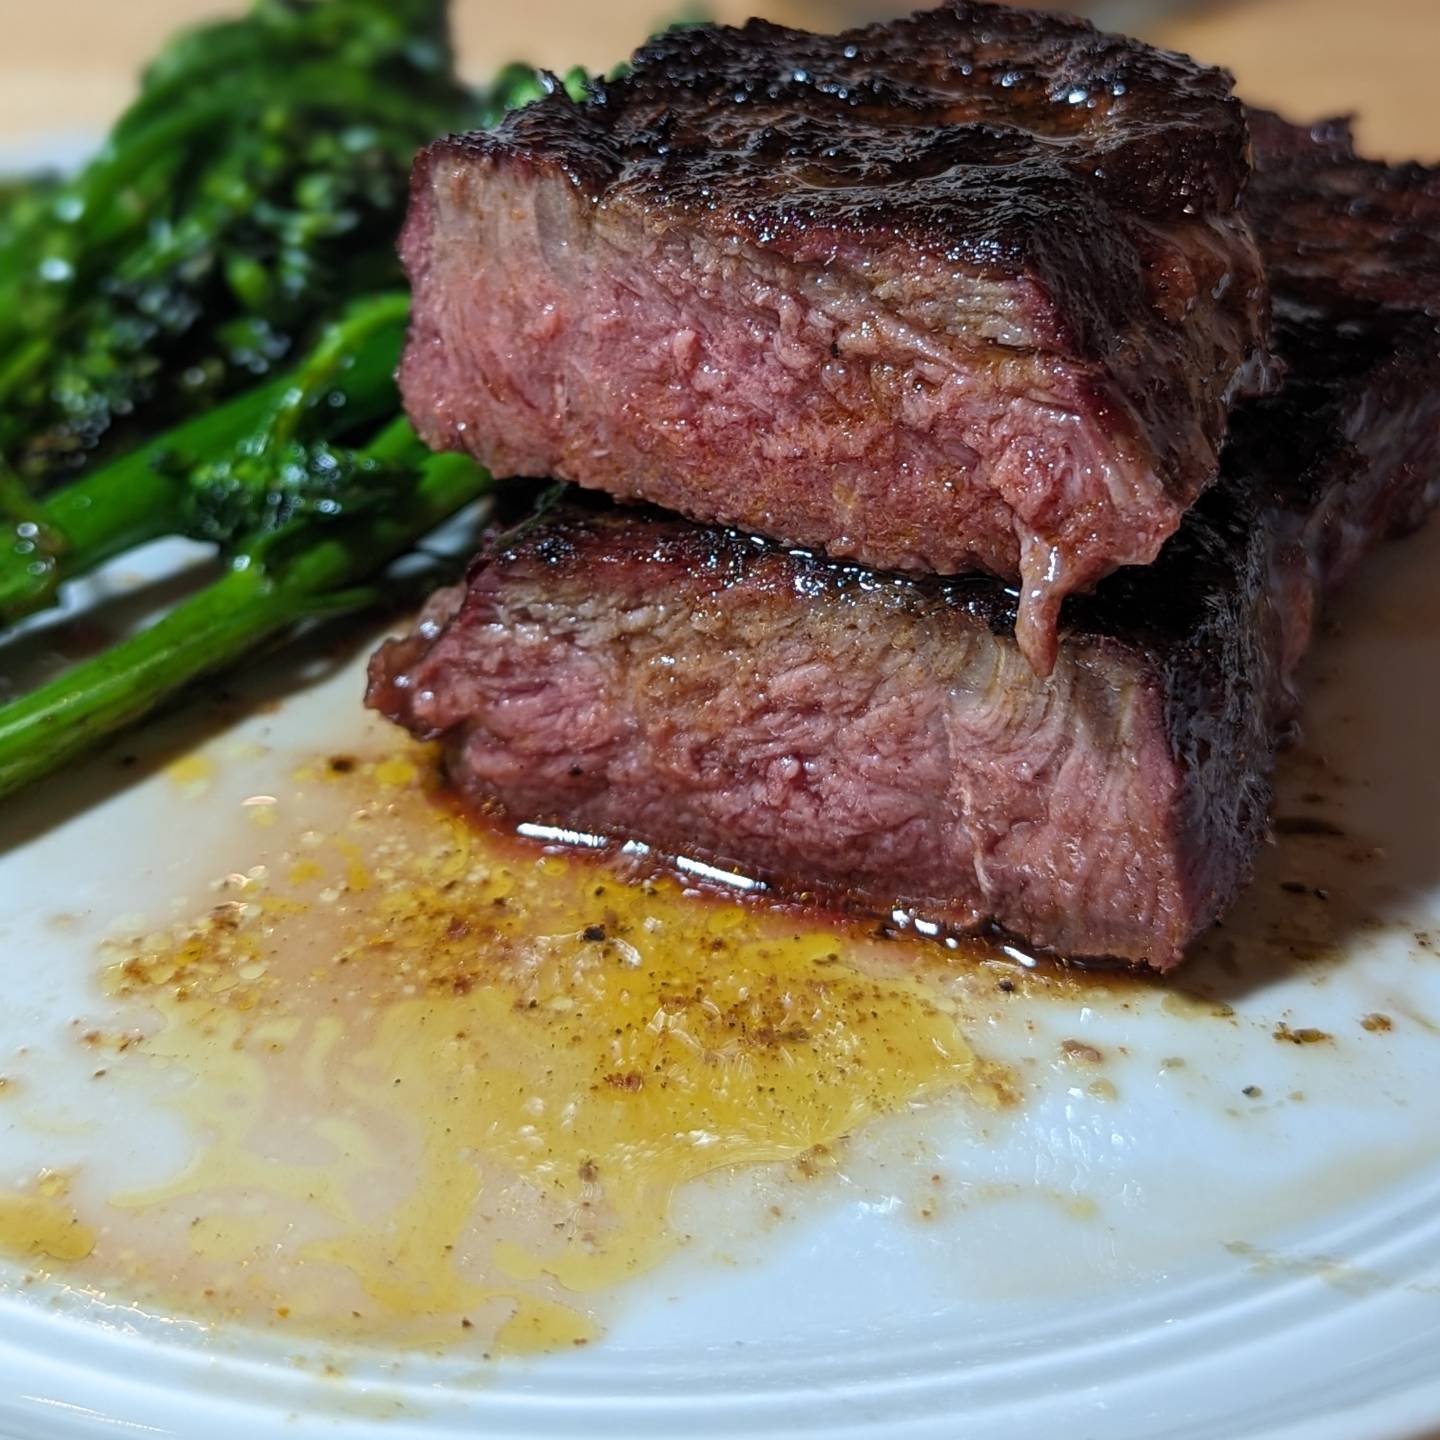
398,0 -> 1278,673
370,116 -> 1440,968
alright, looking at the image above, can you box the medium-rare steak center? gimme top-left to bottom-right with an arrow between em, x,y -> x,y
398,0 -> 1277,674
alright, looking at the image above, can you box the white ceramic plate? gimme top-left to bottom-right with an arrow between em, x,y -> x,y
3,148 -> 1440,1440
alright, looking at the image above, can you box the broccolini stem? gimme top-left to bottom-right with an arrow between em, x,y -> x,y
0,438 -> 486,800
262,291 -> 411,455
0,295 -> 409,625
0,381 -> 288,626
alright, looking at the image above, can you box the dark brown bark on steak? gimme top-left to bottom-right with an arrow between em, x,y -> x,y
369,116 -> 1440,968
398,0 -> 1277,673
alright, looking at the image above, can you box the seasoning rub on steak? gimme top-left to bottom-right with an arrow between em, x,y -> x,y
398,0 -> 1277,674
369,115 -> 1440,969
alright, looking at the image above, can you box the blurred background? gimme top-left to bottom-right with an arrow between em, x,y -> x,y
1,0 -> 1437,159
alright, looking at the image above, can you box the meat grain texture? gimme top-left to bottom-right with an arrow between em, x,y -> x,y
371,114 -> 1440,968
398,0 -> 1277,672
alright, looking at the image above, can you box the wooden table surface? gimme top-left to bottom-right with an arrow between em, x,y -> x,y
1,0 -> 1437,160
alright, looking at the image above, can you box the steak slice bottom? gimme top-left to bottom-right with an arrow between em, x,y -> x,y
399,0 -> 1277,673
370,116 -> 1440,968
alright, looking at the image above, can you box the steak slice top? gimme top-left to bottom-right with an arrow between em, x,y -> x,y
371,115 -> 1440,968
399,0 -> 1277,673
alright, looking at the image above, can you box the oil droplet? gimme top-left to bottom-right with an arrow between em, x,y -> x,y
1161,991 -> 1235,1021
0,1190 -> 95,1263
165,753 -> 214,793
493,1297 -> 599,1353
373,756 -> 417,787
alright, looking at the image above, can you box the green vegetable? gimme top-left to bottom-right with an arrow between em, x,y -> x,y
0,171 -> 58,230
0,292 -> 409,624
0,429 -> 487,800
482,62 -> 593,121
0,0 -> 610,797
0,0 -> 477,497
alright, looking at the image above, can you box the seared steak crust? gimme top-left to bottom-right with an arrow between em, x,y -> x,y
371,119 -> 1440,967
399,1 -> 1276,672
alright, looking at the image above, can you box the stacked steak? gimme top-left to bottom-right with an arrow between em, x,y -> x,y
372,3 -> 1440,969
398,0 -> 1277,673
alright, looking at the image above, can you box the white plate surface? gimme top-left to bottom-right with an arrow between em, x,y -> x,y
3,149 -> 1440,1440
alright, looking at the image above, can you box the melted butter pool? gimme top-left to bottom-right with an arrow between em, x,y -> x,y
45,750 -> 1015,1353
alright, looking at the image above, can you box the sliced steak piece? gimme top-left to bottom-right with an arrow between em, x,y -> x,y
371,117 -> 1440,968
399,0 -> 1277,673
